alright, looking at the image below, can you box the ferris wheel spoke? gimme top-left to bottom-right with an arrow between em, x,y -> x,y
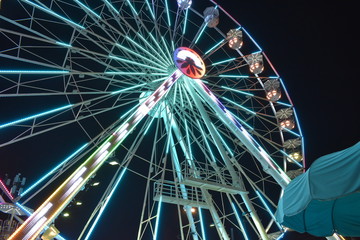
22,0 -> 85,30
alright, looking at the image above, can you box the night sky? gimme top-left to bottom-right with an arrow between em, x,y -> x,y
1,0 -> 359,240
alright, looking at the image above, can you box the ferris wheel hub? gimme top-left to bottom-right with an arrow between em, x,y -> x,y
173,47 -> 206,79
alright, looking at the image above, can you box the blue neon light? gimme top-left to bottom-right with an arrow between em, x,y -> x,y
23,0 -> 85,30
84,168 -> 126,240
0,70 -> 69,74
0,104 -> 73,129
21,143 -> 88,197
153,196 -> 163,240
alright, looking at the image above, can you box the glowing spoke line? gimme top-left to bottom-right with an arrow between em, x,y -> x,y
0,105 -> 73,130
74,0 -> 101,19
20,143 -> 88,198
8,69 -> 183,240
83,168 -> 127,240
189,78 -> 290,188
109,55 -> 167,72
115,43 -> 168,69
22,0 -> 85,30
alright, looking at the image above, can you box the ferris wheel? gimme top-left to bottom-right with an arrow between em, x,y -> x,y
0,0 -> 305,239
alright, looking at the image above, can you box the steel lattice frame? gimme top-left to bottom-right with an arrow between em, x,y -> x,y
0,0 -> 304,240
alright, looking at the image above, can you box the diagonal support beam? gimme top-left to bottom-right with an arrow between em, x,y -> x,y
8,69 -> 183,240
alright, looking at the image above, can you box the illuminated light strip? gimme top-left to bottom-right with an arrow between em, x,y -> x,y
153,196 -> 163,240
199,208 -> 207,240
211,57 -> 236,66
70,167 -> 87,185
164,0 -> 171,26
14,203 -> 67,240
192,79 -> 291,187
255,190 -> 283,230
111,83 -> 148,95
0,70 -> 69,74
24,202 -> 53,233
232,114 -> 254,131
145,0 -> 155,19
183,9 -> 189,34
108,55 -> 167,72
115,130 -> 128,142
204,39 -> 225,55
197,120 -> 217,162
279,150 -> 303,168
281,127 -> 301,138
231,202 -> 249,240
124,36 -> 168,65
74,0 -> 101,19
242,27 -> 262,51
115,43 -> 168,69
210,122 -> 234,157
83,168 -> 126,240
276,101 -> 293,107
23,216 -> 47,240
0,179 -> 14,200
21,143 -> 87,197
222,96 -> 257,115
10,70 -> 182,240
220,85 -> 254,97
14,202 -> 66,240
161,36 -> 173,61
219,74 -> 250,78
148,33 -> 172,65
23,0 -> 85,30
90,151 -> 109,169
143,110 -> 158,135
194,24 -> 207,44
126,0 -> 138,15
0,104 -> 73,129
99,142 -> 111,155
55,41 -> 72,48
103,0 -> 118,13
60,177 -> 83,201
16,203 -> 32,216
105,71 -> 167,76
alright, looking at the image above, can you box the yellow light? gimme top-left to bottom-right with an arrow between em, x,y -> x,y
91,182 -> 100,186
109,160 -> 119,165
190,207 -> 196,213
63,212 -> 70,217
75,201 -> 82,206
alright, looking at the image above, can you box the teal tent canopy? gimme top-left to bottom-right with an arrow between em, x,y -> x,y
276,142 -> 360,237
